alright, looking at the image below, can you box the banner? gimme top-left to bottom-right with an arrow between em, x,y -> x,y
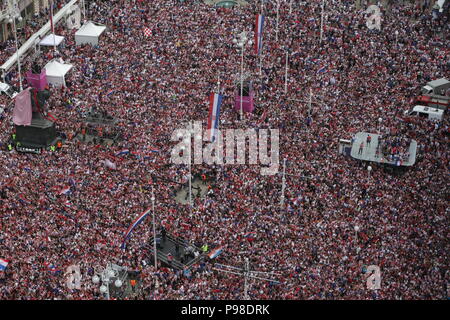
13,88 -> 32,126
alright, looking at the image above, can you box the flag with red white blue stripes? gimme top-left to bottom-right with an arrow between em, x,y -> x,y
207,92 -> 222,142
121,208 -> 152,249
254,14 -> 265,55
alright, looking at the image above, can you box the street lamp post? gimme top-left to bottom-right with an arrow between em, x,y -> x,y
280,158 -> 287,207
151,187 -> 157,269
275,0 -> 280,42
320,0 -> 326,43
6,11 -> 23,91
233,32 -> 252,121
367,165 -> 372,180
179,123 -> 195,211
188,121 -> 193,210
284,50 -> 289,94
378,117 -> 382,134
354,225 -> 360,242
92,263 -> 127,300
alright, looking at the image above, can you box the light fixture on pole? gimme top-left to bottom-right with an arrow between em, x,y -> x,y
284,50 -> 289,94
367,165 -> 372,179
151,187 -> 157,269
378,117 -> 382,134
275,0 -> 280,42
320,0 -> 326,44
280,158 -> 287,207
233,32 -> 252,121
214,257 -> 281,300
91,263 -> 127,300
354,225 -> 360,241
6,9 -> 23,91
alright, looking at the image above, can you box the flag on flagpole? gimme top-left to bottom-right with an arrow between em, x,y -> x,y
254,14 -> 265,55
0,258 -> 9,272
121,208 -> 152,249
207,92 -> 222,142
257,109 -> 268,126
50,0 -> 56,49
208,246 -> 223,259
143,27 -> 152,37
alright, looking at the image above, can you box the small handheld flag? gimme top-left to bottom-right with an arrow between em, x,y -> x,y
0,259 -> 9,272
59,186 -> 71,195
208,247 -> 223,259
115,149 -> 130,156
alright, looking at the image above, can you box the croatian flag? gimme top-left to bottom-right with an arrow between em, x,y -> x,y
0,259 -> 9,272
116,149 -> 130,156
207,92 -> 222,142
317,65 -> 327,74
44,262 -> 59,273
243,232 -> 256,240
254,14 -> 265,55
121,208 -> 152,249
59,186 -> 71,195
208,246 -> 223,259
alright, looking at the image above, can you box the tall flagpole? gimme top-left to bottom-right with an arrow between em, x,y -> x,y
82,0 -> 86,20
259,0 -> 264,76
284,50 -> 288,94
308,88 -> 312,117
240,42 -> 244,120
275,0 -> 280,42
216,73 -> 221,165
151,187 -> 157,269
50,0 -> 56,52
188,121 -> 192,212
320,0 -> 325,44
280,158 -> 287,207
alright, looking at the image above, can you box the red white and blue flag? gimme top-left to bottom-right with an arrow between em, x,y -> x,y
0,258 -> 9,272
121,208 -> 152,249
243,232 -> 256,241
208,246 -> 223,259
254,14 -> 265,55
115,149 -> 130,156
44,262 -> 60,273
207,92 -> 222,142
59,186 -> 71,195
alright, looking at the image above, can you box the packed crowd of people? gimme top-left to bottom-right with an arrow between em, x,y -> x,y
379,133 -> 412,162
0,0 -> 70,67
0,0 -> 448,300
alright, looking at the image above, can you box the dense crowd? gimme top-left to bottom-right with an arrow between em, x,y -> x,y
0,0 -> 449,300
379,133 -> 412,162
0,0 -> 70,67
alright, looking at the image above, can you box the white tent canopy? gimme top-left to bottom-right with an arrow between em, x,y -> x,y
75,21 -> 107,46
39,34 -> 65,47
44,59 -> 73,87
